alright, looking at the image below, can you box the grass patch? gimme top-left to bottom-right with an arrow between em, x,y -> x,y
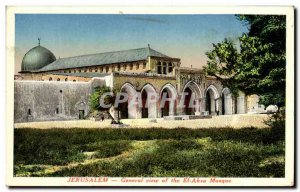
14,127 -> 285,177
85,140 -> 132,158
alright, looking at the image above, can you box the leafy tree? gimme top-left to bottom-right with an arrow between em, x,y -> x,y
204,15 -> 286,108
89,86 -> 114,112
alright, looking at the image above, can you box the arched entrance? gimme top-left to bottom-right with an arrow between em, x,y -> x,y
221,88 -> 233,115
182,81 -> 202,115
160,84 -> 177,117
140,84 -> 157,118
205,85 -> 219,115
120,83 -> 137,119
141,90 -> 148,118
184,87 -> 194,115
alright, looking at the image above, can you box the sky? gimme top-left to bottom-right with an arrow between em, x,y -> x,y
15,14 -> 249,73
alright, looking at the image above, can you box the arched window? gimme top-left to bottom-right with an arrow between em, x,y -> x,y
57,78 -> 60,81
143,62 -> 146,69
136,63 -> 139,70
27,109 -> 31,115
117,64 -> 121,71
123,64 -> 127,70
49,77 -> 52,81
168,63 -> 173,73
130,64 -> 133,70
106,66 -> 109,73
65,78 -> 68,81
157,62 -> 162,74
78,69 -> 81,73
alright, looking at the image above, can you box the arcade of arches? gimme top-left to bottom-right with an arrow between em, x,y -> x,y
116,81 -> 246,119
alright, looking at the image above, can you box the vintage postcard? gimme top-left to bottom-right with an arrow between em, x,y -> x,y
6,6 -> 294,187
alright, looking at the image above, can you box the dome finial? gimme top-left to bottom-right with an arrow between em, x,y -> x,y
38,37 -> 41,46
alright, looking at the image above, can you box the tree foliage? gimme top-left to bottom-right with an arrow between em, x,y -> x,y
89,86 -> 114,112
204,15 -> 286,107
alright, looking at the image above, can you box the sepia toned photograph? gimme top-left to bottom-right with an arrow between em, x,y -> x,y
6,6 -> 294,187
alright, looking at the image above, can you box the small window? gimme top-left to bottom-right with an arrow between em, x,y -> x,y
95,68 -> 98,72
84,69 -> 87,72
56,108 -> 59,114
69,70 -> 71,73
136,63 -> 139,70
168,63 -> 173,73
157,62 -> 162,74
123,65 -> 127,70
143,62 -> 146,69
49,77 -> 52,81
27,109 -> 31,115
106,66 -> 109,73
100,67 -> 103,73
64,70 -> 67,73
73,80 -> 76,82
57,78 -> 60,81
65,78 -> 68,81
60,90 -> 63,93
73,70 -> 76,73
117,64 -> 121,71
130,64 -> 133,70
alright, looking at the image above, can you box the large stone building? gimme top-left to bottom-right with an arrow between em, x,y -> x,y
14,43 -> 265,123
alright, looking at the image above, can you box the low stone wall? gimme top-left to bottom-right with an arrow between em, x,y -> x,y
14,114 -> 270,129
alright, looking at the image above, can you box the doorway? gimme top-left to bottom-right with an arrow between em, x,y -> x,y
79,110 -> 85,119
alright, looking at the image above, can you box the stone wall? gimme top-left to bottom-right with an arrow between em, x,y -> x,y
14,79 -> 105,123
247,94 -> 266,113
113,72 -> 177,92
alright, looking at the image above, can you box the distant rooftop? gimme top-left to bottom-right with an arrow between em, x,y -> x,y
37,47 -> 171,72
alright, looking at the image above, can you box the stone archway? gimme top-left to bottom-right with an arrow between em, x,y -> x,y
221,88 -> 233,115
120,83 -> 137,119
205,85 -> 220,115
140,84 -> 157,118
159,84 -> 177,117
182,81 -> 202,115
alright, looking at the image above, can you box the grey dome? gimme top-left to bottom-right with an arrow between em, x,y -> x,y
21,46 -> 56,71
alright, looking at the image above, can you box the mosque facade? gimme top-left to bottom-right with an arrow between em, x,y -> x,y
14,43 -> 265,123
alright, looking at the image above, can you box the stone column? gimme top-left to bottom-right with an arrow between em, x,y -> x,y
237,95 -> 246,114
128,97 -> 137,119
194,99 -> 201,115
210,97 -> 216,115
224,95 -> 233,115
169,100 -> 175,116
